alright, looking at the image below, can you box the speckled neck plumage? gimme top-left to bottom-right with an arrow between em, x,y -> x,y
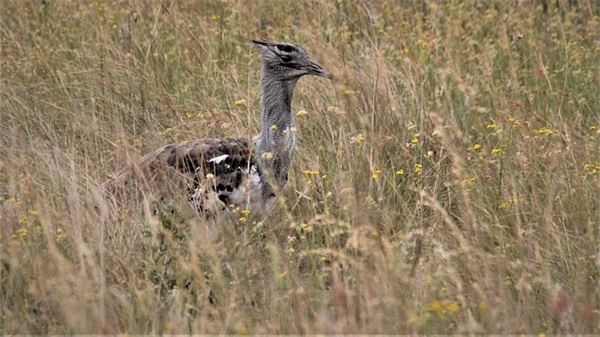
253,67 -> 299,197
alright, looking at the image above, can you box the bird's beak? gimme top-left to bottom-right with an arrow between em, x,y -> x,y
251,39 -> 270,50
305,60 -> 333,79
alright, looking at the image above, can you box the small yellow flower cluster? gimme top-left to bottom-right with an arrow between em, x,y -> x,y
371,170 -> 382,179
10,227 -> 29,246
15,228 -> 28,238
426,300 -> 460,315
414,164 -> 423,175
303,170 -> 320,176
498,197 -> 518,209
462,177 -> 477,184
300,223 -> 312,232
303,170 -> 326,185
468,143 -> 481,151
584,162 -> 600,175
289,222 -> 312,233
234,99 -> 246,106
537,127 -> 554,136
350,134 -> 365,145
406,134 -> 420,149
238,210 -> 251,223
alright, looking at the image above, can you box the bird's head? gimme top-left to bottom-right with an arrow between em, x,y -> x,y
252,40 -> 332,81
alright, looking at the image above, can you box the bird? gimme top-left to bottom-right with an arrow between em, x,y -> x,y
102,40 -> 332,220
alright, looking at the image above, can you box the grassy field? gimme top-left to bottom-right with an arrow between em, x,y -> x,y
1,0 -> 599,334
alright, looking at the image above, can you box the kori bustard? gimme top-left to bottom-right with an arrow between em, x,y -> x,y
103,40 -> 332,218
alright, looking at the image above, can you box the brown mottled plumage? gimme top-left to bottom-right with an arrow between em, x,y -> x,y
103,40 -> 331,218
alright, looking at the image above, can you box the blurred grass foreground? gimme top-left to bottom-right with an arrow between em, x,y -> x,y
1,0 -> 599,334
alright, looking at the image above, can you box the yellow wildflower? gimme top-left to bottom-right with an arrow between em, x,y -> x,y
234,99 -> 246,106
426,300 -> 460,314
350,134 -> 365,145
538,127 -> 554,135
371,170 -> 382,179
414,164 -> 422,174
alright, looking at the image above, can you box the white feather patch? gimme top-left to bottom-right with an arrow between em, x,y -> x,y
208,154 -> 229,164
229,165 -> 262,207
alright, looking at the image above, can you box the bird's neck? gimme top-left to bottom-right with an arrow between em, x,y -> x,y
254,72 -> 299,190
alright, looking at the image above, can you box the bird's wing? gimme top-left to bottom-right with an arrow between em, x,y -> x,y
103,137 -> 257,214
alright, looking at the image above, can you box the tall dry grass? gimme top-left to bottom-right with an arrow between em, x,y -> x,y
1,0 -> 599,334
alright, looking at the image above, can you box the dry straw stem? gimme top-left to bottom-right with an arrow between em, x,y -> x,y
1,0 -> 599,334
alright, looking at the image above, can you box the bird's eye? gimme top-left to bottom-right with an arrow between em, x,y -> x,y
276,44 -> 294,53
280,55 -> 292,62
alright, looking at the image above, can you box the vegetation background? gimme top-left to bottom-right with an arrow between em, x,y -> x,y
1,0 -> 599,334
